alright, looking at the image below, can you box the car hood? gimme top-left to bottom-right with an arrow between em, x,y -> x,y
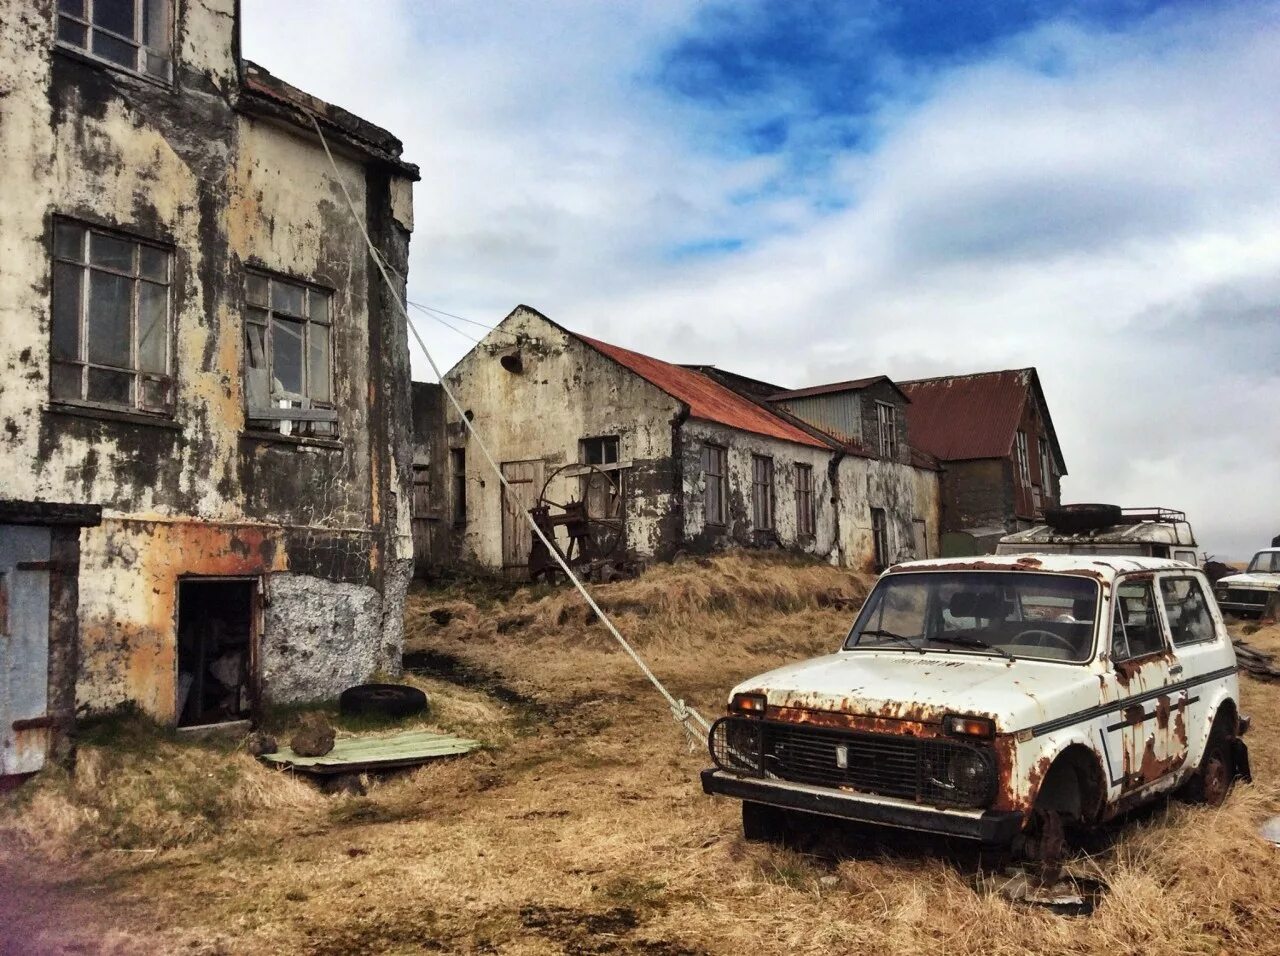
731,650 -> 1098,733
1217,572 -> 1280,590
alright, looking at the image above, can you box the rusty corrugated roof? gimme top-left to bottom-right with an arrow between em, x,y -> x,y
578,336 -> 828,449
898,368 -> 1034,462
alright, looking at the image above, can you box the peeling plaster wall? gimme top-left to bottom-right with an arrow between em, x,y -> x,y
680,420 -> 838,560
836,457 -> 941,572
444,308 -> 683,570
0,0 -> 415,720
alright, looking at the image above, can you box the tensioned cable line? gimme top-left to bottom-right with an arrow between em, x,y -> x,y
310,116 -> 711,747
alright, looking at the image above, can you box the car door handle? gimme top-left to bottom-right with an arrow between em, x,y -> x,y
1169,664 -> 1184,676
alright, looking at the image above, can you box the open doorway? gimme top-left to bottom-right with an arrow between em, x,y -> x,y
177,579 -> 256,727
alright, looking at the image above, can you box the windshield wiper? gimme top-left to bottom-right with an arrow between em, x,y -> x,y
927,634 -> 1015,660
855,629 -> 924,650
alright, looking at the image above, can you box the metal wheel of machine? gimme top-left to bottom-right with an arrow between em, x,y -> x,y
1185,725 -> 1234,806
527,463 -> 625,582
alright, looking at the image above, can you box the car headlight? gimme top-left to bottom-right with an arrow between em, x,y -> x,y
946,750 -> 989,792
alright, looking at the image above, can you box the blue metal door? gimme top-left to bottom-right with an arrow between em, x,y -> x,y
1,525 -> 52,776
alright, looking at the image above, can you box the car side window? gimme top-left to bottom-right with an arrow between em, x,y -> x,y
1159,576 -> 1217,647
1112,581 -> 1165,660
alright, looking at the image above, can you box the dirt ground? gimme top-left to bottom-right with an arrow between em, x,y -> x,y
4,554 -> 1280,955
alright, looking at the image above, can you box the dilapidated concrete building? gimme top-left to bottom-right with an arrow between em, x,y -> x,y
899,368 -> 1067,552
436,306 -> 940,577
0,0 -> 418,770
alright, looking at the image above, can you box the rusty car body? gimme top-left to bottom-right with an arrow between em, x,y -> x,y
702,554 -> 1247,858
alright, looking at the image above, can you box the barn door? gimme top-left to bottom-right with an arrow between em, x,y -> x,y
0,525 -> 53,777
501,460 -> 544,578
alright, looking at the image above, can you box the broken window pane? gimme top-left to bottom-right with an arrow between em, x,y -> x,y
139,376 -> 169,411
87,367 -> 132,404
272,318 -> 304,395
271,281 -> 305,317
51,261 -> 82,361
54,222 -> 84,261
137,281 -> 167,373
308,324 -> 331,403
50,362 -> 81,401
93,0 -> 136,38
244,325 -> 269,411
87,270 -> 132,367
89,232 -> 133,272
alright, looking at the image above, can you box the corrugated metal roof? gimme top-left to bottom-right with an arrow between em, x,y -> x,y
898,368 -> 1032,461
579,335 -> 828,449
261,729 -> 481,774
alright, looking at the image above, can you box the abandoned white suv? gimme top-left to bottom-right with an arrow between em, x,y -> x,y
703,555 -> 1249,861
1214,549 -> 1280,619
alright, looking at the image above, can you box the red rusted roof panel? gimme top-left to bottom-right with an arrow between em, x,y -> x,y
578,336 -> 828,448
898,369 -> 1032,461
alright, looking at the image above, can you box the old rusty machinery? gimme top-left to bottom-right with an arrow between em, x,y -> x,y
528,463 -> 626,583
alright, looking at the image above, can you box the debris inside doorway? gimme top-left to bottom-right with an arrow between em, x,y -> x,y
177,580 -> 255,728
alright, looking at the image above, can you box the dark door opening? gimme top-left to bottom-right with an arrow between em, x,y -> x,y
177,579 -> 256,727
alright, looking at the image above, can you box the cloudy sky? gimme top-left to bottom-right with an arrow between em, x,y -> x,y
243,0 -> 1279,561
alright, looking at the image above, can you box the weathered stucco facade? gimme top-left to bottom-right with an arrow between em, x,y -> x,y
436,307 -> 939,576
0,0 -> 418,732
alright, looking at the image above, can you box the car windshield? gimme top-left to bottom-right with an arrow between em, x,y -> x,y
1247,552 -> 1280,574
843,571 -> 1100,663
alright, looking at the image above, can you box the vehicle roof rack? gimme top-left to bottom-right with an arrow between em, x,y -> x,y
1114,507 -> 1186,525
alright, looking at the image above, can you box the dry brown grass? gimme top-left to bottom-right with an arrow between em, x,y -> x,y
4,556 -> 1280,954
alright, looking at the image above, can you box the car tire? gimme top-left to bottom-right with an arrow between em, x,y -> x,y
741,801 -> 788,844
338,683 -> 429,720
1184,719 -> 1234,806
1043,503 -> 1123,534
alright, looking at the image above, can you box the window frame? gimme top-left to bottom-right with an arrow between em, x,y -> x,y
1015,430 -> 1031,487
876,401 -> 898,460
795,463 -> 816,537
1110,577 -> 1169,662
243,269 -> 337,439
49,217 -> 175,416
578,436 -> 624,520
701,443 -> 728,527
55,0 -> 175,83
1158,574 -> 1219,648
751,454 -> 775,531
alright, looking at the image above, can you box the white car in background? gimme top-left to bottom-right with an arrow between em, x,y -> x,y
1214,549 -> 1280,619
703,555 -> 1249,866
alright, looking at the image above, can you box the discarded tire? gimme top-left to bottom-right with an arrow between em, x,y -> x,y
339,683 -> 428,720
1043,503 -> 1122,534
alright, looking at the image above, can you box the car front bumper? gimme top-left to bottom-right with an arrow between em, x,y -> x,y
701,769 -> 1024,844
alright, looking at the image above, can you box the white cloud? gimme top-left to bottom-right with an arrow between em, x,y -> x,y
242,1 -> 1280,560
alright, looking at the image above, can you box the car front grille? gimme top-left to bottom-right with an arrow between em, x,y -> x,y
1221,588 -> 1270,607
709,716 -> 995,809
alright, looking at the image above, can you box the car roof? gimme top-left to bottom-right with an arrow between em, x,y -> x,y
886,553 -> 1196,580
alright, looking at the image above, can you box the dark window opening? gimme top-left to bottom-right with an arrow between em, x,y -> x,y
751,455 -> 775,530
871,507 -> 888,571
412,458 -> 432,518
244,270 -> 335,438
56,0 -> 173,81
50,219 -> 174,414
177,580 -> 254,727
580,436 -> 619,465
450,448 -> 467,527
702,443 -> 727,526
795,463 -> 815,536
